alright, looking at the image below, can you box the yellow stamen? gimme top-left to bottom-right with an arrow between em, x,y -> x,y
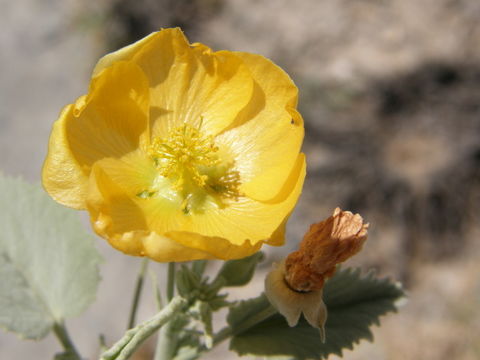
148,123 -> 219,190
207,167 -> 242,201
143,123 -> 242,213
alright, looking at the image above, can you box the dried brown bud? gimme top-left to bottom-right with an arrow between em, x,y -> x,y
284,207 -> 368,292
264,208 -> 368,336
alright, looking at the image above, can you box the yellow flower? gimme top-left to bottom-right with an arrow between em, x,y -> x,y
42,28 -> 305,262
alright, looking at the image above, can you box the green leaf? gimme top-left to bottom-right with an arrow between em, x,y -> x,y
228,267 -> 405,359
215,252 -> 264,287
0,176 -> 102,340
0,253 -> 52,339
321,268 -> 404,355
227,294 -> 273,332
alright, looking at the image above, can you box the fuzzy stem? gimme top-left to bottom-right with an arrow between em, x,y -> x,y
101,296 -> 186,360
154,262 -> 178,360
154,321 -> 177,360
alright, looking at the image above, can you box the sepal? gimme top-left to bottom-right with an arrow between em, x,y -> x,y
215,252 -> 264,287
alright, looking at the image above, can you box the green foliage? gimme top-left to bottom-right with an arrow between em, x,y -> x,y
176,265 -> 202,299
174,264 -> 230,351
0,176 -> 102,340
171,253 -> 268,355
228,267 -> 405,359
227,294 -> 273,333
176,265 -> 230,310
322,268 -> 404,354
215,252 -> 264,287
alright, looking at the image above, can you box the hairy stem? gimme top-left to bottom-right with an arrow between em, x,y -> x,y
101,296 -> 186,360
154,262 -> 178,360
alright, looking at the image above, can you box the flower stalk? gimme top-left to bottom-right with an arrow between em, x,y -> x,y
101,296 -> 187,360
154,262 -> 178,360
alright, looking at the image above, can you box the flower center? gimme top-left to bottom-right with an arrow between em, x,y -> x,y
142,123 -> 241,213
148,123 -> 219,191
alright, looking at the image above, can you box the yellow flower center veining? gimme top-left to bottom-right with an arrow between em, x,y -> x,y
142,123 -> 241,213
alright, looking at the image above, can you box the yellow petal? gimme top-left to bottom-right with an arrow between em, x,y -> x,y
107,229 -> 219,262
216,52 -> 304,202
85,151 -> 157,235
144,32 -> 255,137
86,157 -> 260,261
165,231 -> 262,261
190,153 -> 305,246
92,32 -> 158,77
42,61 -> 150,209
139,232 -> 217,262
67,61 -> 150,168
266,215 -> 289,246
86,151 -> 304,260
107,229 -> 257,262
94,29 -> 255,137
137,153 -> 305,246
42,104 -> 89,209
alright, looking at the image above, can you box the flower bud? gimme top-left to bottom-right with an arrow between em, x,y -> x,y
285,207 -> 368,292
264,207 -> 368,339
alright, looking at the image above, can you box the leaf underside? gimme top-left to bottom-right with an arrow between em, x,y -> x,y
0,176 -> 102,340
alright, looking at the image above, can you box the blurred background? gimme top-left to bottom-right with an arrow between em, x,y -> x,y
1,0 -> 480,359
